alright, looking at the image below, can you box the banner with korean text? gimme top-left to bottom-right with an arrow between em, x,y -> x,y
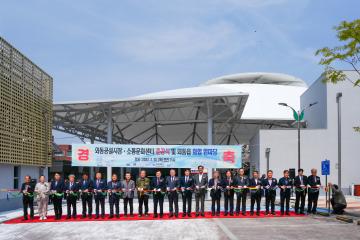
72,144 -> 242,168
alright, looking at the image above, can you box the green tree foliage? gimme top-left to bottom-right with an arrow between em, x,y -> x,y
315,19 -> 360,132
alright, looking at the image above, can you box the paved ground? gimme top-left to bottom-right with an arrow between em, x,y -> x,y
0,197 -> 359,240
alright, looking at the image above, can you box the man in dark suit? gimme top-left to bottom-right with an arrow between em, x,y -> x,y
50,173 -> 65,220
307,168 -> 321,214
166,169 -> 180,218
262,170 -> 278,215
234,168 -> 248,216
94,172 -> 107,219
78,172 -> 94,219
193,165 -> 208,217
294,168 -> 308,214
222,170 -> 235,216
65,174 -> 79,219
151,170 -> 166,218
208,170 -> 222,216
180,169 -> 194,217
108,173 -> 121,218
21,175 -> 35,220
279,170 -> 293,215
248,171 -> 262,216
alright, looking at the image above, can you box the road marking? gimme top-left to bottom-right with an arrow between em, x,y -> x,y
213,218 -> 238,240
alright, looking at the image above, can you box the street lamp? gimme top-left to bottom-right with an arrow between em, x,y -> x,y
278,101 -> 318,170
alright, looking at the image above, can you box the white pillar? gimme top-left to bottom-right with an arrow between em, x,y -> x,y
90,138 -> 95,180
207,99 -> 213,180
107,107 -> 113,182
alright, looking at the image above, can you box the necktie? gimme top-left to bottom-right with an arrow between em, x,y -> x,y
157,178 -> 159,185
185,177 -> 188,183
55,181 -> 57,187
97,180 -> 99,188
70,182 -> 73,189
215,179 -> 217,188
171,177 -> 174,182
255,179 -> 257,185
300,176 -> 303,185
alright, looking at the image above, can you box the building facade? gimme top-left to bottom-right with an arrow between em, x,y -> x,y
250,71 -> 360,194
0,37 -> 53,209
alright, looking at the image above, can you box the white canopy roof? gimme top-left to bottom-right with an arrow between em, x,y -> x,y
53,72 -> 307,144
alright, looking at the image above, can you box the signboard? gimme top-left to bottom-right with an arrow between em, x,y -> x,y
321,159 -> 330,176
72,144 -> 242,168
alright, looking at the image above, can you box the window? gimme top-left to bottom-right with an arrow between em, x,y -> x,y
14,166 -> 20,189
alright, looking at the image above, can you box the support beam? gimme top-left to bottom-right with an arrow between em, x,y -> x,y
107,107 -> 112,182
207,99 -> 213,181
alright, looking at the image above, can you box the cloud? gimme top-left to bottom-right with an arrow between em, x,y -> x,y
113,21 -> 255,62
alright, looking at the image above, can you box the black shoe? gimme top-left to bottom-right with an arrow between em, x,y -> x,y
175,214 -> 179,218
124,214 -> 128,217
116,214 -> 120,218
81,215 -> 86,219
169,213 -> 173,218
250,212 -> 254,216
201,213 -> 205,217
182,213 -> 186,217
88,215 -> 92,219
30,216 -> 34,220
224,212 -> 228,216
95,215 -> 99,219
138,214 -> 142,217
195,213 -> 199,217
211,212 -> 215,216
130,214 -> 134,217
23,217 -> 28,221
153,214 -> 158,218
235,212 -> 239,216
242,213 -> 246,216
109,215 -> 114,219
66,216 -> 71,219
286,212 -> 290,216
272,212 -> 276,215
160,214 -> 163,218
281,212 -> 284,216
300,212 -> 304,215
265,212 -> 269,216
101,215 -> 105,219
187,213 -> 192,217
145,213 -> 149,217
256,212 -> 260,216
216,212 -> 220,216
312,211 -> 317,214
230,213 -> 234,216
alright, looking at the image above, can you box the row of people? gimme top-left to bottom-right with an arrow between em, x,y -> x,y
20,165 -> 322,220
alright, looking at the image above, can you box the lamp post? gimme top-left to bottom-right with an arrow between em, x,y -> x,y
336,92 -> 342,190
278,102 -> 318,170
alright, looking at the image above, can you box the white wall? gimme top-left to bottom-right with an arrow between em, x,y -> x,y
250,72 -> 360,193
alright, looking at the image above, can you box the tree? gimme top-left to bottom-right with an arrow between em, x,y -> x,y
315,19 -> 360,132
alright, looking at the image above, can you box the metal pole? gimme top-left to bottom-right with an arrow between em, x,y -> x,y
325,175 -> 328,209
107,107 -> 113,182
207,99 -> 213,180
297,111 -> 301,170
265,148 -> 270,172
90,138 -> 95,180
336,93 -> 342,190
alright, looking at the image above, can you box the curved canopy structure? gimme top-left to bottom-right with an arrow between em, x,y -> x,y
53,72 -> 307,145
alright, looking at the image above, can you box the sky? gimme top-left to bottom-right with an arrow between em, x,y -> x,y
1,0 -> 359,143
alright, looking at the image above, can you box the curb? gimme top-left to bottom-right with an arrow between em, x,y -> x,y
336,216 -> 353,223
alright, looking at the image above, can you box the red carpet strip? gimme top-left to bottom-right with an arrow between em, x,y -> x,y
4,211 -> 305,224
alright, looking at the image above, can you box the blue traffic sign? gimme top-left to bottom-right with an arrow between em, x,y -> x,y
321,159 -> 330,175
